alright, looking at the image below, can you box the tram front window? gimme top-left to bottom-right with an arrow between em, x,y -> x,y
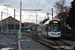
50,24 -> 60,32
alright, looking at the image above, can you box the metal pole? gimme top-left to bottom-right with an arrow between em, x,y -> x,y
47,12 -> 49,17
19,0 -> 22,39
3,4 -> 11,35
14,9 -> 15,35
35,13 -> 38,38
1,11 -> 3,34
36,13 -> 37,32
52,8 -> 53,19
7,6 -> 8,35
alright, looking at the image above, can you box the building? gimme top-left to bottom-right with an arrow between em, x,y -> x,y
37,26 -> 42,31
0,16 -> 23,32
23,22 -> 36,31
23,22 -> 35,27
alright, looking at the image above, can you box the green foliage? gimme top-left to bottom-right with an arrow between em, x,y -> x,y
66,0 -> 75,29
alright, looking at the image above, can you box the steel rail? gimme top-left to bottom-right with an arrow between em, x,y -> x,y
23,32 -> 75,50
23,33 -> 59,50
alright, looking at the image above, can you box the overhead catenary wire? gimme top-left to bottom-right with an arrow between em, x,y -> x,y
22,0 -> 52,23
34,0 -> 52,17
42,0 -> 51,9
35,0 -> 41,12
38,0 -> 51,13
22,0 -> 51,13
22,0 -> 35,9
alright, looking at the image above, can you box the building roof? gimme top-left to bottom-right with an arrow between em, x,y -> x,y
23,22 -> 35,24
0,16 -> 23,24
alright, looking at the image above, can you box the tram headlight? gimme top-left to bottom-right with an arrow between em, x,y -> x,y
51,32 -> 53,34
58,32 -> 60,35
51,32 -> 53,33
58,32 -> 60,33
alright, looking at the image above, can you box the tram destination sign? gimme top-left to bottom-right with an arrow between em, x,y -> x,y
53,21 -> 58,23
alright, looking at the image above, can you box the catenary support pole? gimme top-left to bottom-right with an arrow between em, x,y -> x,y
1,11 -> 3,34
14,9 -> 15,35
19,0 -> 22,39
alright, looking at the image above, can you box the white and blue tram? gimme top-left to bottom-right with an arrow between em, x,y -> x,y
42,19 -> 61,38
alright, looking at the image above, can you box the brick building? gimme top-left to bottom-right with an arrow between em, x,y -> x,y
0,16 -> 23,32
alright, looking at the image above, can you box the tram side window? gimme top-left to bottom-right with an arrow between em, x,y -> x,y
42,26 -> 45,31
45,26 -> 47,31
45,24 -> 49,31
48,27 -> 50,31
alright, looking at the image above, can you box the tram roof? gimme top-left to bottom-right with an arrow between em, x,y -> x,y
42,19 -> 60,25
49,19 -> 60,22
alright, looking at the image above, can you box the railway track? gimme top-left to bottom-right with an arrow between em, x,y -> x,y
50,39 -> 74,50
22,32 -> 75,50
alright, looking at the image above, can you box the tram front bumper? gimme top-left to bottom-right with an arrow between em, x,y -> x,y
48,34 -> 61,38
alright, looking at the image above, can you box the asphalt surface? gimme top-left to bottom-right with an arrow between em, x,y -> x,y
1,32 -> 75,50
20,35 -> 51,50
0,33 -> 18,50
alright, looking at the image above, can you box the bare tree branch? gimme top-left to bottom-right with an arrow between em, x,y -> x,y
54,0 -> 69,19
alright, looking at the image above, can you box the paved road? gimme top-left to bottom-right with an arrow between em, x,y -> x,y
20,35 -> 51,50
0,34 -> 18,50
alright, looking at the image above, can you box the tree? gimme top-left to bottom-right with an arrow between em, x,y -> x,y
66,0 -> 75,29
54,0 -> 69,19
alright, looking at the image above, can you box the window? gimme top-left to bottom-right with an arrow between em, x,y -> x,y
8,19 -> 11,24
50,24 -> 60,32
8,19 -> 14,24
11,20 -> 13,24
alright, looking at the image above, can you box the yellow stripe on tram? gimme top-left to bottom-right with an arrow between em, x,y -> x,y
55,32 -> 56,35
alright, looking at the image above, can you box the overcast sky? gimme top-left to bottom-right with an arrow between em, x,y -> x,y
0,0 -> 73,23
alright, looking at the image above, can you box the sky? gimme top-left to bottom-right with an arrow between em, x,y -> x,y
0,0 -> 73,23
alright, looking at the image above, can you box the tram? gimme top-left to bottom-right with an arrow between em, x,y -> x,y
42,19 -> 61,38
21,26 -> 31,32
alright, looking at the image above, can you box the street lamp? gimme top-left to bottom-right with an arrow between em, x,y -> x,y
51,7 -> 53,19
4,4 -> 11,35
